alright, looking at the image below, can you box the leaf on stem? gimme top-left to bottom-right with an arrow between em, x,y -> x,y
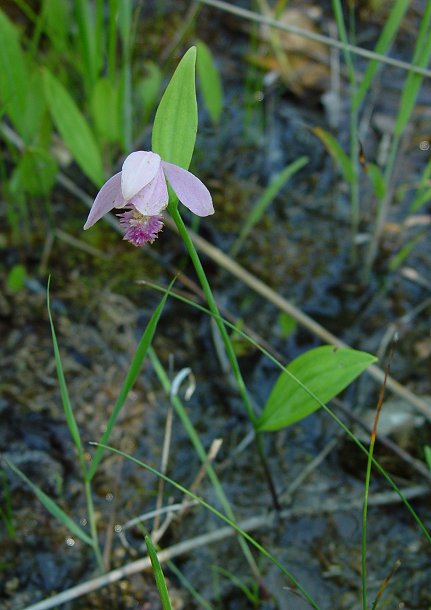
256,346 -> 377,431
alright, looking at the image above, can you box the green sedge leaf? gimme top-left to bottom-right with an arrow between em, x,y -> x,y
43,68 -> 105,186
6,460 -> 93,546
196,40 -> 223,125
145,535 -> 173,610
91,77 -> 121,143
313,127 -> 355,184
0,10 -> 29,140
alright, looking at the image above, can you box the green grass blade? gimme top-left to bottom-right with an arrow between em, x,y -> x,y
196,40 -> 223,125
46,277 -> 84,461
91,78 -> 121,144
41,0 -> 70,54
118,0 -> 133,152
5,459 -> 93,546
92,443 -> 322,610
409,186 -> 431,213
167,561 -> 214,610
367,163 -> 386,200
394,2 -> 431,136
43,68 -> 105,186
312,127 -> 354,184
74,0 -> 98,94
230,156 -> 308,257
410,153 -> 431,212
353,0 -> 410,109
0,10 -> 29,140
108,0 -> 120,80
87,283 -> 173,480
145,535 -> 173,610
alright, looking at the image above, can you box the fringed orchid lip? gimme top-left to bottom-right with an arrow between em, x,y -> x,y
84,151 -> 214,246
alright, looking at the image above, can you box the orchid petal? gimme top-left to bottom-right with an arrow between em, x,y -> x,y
129,166 -> 169,215
162,161 -> 214,217
84,172 -> 122,229
121,151 -> 161,201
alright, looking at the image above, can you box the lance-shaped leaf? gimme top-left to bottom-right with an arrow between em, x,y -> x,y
152,47 -> 197,171
43,68 -> 105,186
256,346 -> 377,431
0,10 -> 29,139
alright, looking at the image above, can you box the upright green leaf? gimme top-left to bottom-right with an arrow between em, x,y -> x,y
21,70 -> 47,143
313,127 -> 355,184
91,77 -> 120,143
394,1 -> 431,137
87,283 -> 173,480
138,62 -> 163,123
43,68 -> 105,186
196,40 -> 223,125
42,0 -> 70,53
74,0 -> 100,94
145,535 -> 173,610
256,346 -> 377,431
367,163 -> 386,200
353,0 -> 409,109
46,277 -> 83,456
152,47 -> 197,170
0,10 -> 29,139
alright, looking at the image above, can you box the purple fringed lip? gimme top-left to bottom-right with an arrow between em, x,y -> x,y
118,209 -> 164,247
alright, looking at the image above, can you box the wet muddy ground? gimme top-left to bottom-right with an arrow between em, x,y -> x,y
1,2 -> 431,609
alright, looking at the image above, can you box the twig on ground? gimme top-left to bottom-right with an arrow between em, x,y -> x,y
197,0 -> 431,78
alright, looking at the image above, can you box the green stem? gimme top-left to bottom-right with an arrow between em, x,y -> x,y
255,432 -> 281,511
84,479 -> 104,571
171,206 -> 257,426
170,206 -> 280,510
332,0 -> 359,255
364,133 -> 400,274
362,437 -> 373,610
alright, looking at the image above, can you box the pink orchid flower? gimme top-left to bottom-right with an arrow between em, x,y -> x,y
84,151 -> 214,247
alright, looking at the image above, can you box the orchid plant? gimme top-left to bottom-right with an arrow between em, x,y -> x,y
83,47 -> 377,512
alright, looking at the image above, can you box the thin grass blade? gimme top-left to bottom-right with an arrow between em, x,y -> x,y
0,10 -> 29,140
145,535 -> 173,610
394,2 -> 431,137
353,0 -> 409,109
196,40 -> 223,125
230,156 -> 308,256
87,282 -> 174,480
312,127 -> 354,184
46,277 -> 84,460
5,459 -> 93,546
